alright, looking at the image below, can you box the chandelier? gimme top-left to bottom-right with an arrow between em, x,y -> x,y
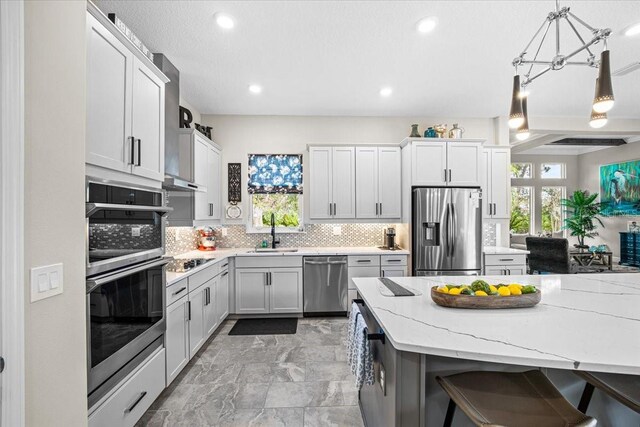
509,0 -> 614,139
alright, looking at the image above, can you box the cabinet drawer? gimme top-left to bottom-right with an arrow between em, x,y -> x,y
348,266 -> 381,290
166,278 -> 188,307
381,255 -> 407,266
484,254 -> 526,266
348,255 -> 380,267
89,348 -> 165,427
188,263 -> 219,292
235,256 -> 302,269
216,257 -> 230,272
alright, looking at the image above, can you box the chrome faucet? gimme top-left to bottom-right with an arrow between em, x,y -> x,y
270,213 -> 280,249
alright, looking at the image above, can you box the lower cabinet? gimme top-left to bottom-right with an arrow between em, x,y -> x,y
346,255 -> 408,311
216,270 -> 230,323
204,278 -> 218,338
236,267 -> 303,314
188,282 -> 207,358
165,296 -> 189,385
381,266 -> 407,277
483,253 -> 527,275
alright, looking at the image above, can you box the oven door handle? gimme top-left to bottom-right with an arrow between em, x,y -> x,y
86,258 -> 172,294
86,203 -> 173,218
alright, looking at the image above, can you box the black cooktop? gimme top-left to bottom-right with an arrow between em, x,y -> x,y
166,258 -> 215,273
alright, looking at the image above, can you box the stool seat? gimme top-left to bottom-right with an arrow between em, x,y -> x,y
574,370 -> 640,414
436,370 -> 596,427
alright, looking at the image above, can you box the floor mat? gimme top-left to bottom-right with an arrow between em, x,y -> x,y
228,318 -> 298,335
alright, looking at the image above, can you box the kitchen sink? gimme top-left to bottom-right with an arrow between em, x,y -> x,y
249,248 -> 299,253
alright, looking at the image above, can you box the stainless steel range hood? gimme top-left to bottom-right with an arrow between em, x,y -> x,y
153,54 -> 199,192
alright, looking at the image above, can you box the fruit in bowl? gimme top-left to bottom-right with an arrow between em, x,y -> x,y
436,282 -> 537,296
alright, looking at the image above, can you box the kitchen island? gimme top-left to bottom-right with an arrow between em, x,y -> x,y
352,274 -> 640,427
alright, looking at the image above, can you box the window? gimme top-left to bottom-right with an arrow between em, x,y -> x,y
511,187 -> 532,234
248,154 -> 303,233
541,187 -> 565,234
511,163 -> 532,179
540,163 -> 565,179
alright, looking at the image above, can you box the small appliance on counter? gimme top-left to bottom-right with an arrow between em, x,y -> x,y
383,227 -> 397,250
166,257 -> 214,273
197,226 -> 217,251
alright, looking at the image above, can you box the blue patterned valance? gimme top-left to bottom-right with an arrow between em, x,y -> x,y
248,154 -> 303,194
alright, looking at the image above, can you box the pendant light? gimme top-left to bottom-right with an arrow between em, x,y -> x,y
593,49 -> 615,113
516,96 -> 530,140
509,75 -> 525,128
589,110 -> 608,128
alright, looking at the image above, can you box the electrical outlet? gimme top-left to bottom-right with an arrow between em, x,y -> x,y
332,226 -> 342,236
221,227 -> 228,237
131,226 -> 141,237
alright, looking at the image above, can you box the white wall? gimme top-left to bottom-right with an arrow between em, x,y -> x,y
578,143 -> 640,258
201,114 -> 496,224
24,2 -> 87,425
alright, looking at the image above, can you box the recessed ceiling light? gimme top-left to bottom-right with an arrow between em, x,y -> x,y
248,84 -> 262,94
416,16 -> 439,34
214,12 -> 235,29
624,22 -> 640,37
379,87 -> 393,97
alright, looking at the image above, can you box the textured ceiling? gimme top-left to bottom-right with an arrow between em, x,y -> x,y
95,1 -> 640,118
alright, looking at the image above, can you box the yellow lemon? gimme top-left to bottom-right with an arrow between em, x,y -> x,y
509,283 -> 523,289
509,285 -> 522,296
437,286 -> 449,294
475,290 -> 488,296
498,287 -> 511,296
448,288 -> 462,296
489,285 -> 498,293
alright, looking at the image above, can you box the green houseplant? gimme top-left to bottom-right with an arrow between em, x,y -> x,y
561,190 -> 604,249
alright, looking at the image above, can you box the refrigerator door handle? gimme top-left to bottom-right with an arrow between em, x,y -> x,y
445,203 -> 452,257
450,203 -> 458,257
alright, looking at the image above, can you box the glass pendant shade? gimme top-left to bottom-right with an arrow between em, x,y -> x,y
508,75 -> 525,128
516,96 -> 530,140
589,110 -> 608,128
593,50 -> 615,113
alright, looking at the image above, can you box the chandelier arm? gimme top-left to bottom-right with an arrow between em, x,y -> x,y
566,11 -> 596,32
564,16 -> 594,58
555,10 -> 561,55
520,18 -> 552,58
566,61 -> 592,66
521,60 -> 554,65
523,66 -> 552,86
526,20 -> 553,78
564,37 -> 601,62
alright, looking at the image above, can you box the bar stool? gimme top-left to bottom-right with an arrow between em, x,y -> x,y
436,370 -> 596,427
575,371 -> 640,414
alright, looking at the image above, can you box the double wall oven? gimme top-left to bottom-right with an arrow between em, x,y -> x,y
86,179 -> 171,406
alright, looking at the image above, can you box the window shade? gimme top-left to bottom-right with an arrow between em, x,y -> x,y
248,154 -> 303,194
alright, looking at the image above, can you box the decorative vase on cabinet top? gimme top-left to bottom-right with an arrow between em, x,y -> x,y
410,124 -> 421,138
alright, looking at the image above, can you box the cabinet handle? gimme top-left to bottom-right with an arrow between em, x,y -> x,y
221,271 -> 229,277
357,259 -> 371,263
172,286 -> 187,296
265,272 -> 269,286
221,263 -> 228,269
205,288 -> 209,305
269,272 -> 272,286
135,139 -> 142,166
375,203 -> 379,216
124,391 -> 147,414
187,301 -> 191,321
386,259 -> 402,262
448,169 -> 452,182
444,169 -> 448,182
329,203 -> 332,216
333,203 -> 336,216
128,136 -> 135,165
209,203 -> 213,216
507,269 -> 511,275
499,258 -> 514,262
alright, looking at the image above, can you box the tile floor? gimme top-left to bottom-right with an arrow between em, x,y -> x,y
137,317 -> 365,427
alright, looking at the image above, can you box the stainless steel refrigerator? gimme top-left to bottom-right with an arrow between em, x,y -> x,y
412,187 -> 482,276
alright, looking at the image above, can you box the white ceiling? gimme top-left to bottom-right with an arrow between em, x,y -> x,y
95,1 -> 640,118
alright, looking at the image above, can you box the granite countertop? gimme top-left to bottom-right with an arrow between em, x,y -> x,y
353,273 -> 640,375
166,246 -> 410,285
483,246 -> 530,255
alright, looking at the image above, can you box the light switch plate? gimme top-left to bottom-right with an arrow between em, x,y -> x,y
221,227 -> 228,237
30,263 -> 63,302
131,226 -> 141,237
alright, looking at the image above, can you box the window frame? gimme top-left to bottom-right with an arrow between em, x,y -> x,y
540,163 -> 566,179
510,185 -> 534,235
510,162 -> 534,179
246,193 -> 305,234
540,186 -> 566,235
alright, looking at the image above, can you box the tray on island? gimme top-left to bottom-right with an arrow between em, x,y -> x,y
430,287 -> 541,309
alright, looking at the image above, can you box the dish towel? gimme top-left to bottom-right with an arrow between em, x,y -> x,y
345,303 -> 374,389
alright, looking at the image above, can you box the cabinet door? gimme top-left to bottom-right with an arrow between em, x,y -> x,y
269,268 -> 303,313
193,139 -> 211,221
204,280 -> 218,337
165,298 -> 189,385
86,13 -> 133,173
507,267 -> 526,275
188,286 -> 206,358
235,269 -> 269,314
209,148 -> 222,220
484,266 -> 507,275
411,141 -> 447,185
381,266 -> 406,277
480,149 -> 492,219
217,271 -> 230,323
355,147 -> 378,219
332,147 -> 356,218
489,148 -> 510,219
131,56 -> 164,181
378,147 -> 402,219
347,266 -> 380,290
447,142 -> 482,186
309,147 -> 333,219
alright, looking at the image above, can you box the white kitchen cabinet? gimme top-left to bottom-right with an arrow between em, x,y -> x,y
204,278 -> 218,338
165,296 -> 189,386
269,268 -> 303,313
309,146 -> 356,219
355,147 -> 401,219
483,253 -> 527,275
85,11 -> 167,183
192,134 -> 222,222
381,266 -> 407,277
481,147 -> 510,219
216,270 -> 230,324
235,269 -> 270,314
407,139 -> 483,187
188,284 -> 207,359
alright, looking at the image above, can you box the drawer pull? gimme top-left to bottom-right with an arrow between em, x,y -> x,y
172,286 -> 187,296
221,263 -> 228,269
386,259 -> 402,262
357,260 -> 372,263
221,271 -> 229,277
499,258 -> 514,262
124,391 -> 147,414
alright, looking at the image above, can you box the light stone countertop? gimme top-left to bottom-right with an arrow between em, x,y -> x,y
353,273 -> 640,375
483,246 -> 530,255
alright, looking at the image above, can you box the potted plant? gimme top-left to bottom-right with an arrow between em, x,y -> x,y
561,190 -> 604,250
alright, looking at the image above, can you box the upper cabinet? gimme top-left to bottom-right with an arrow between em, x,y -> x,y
355,146 -> 401,219
405,139 -> 483,187
85,10 -> 168,183
309,146 -> 356,219
481,147 -> 510,219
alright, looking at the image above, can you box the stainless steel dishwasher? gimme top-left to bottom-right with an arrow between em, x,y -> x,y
303,256 -> 348,315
